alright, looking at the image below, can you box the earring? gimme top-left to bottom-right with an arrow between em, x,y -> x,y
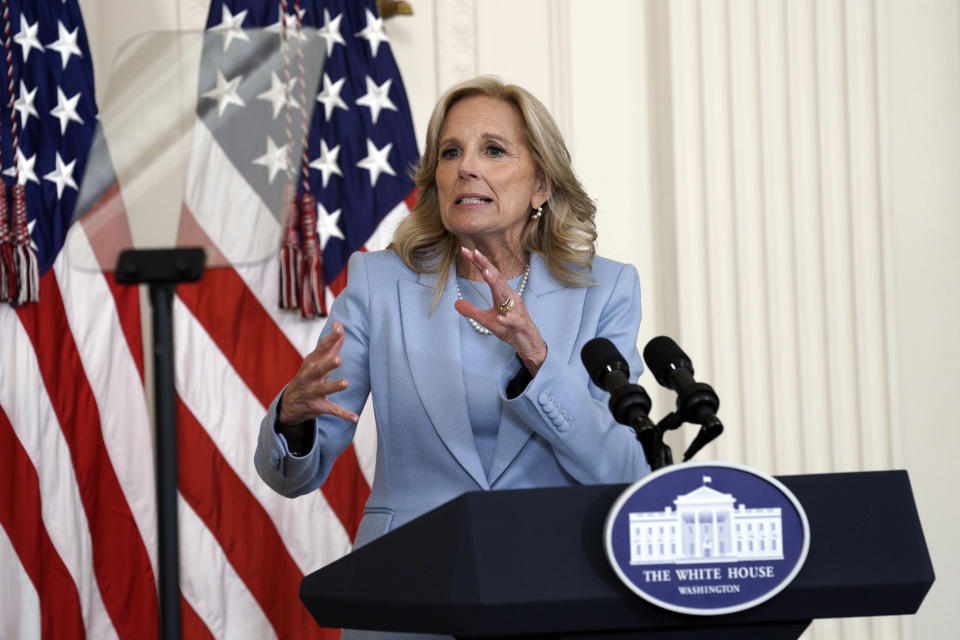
530,206 -> 543,220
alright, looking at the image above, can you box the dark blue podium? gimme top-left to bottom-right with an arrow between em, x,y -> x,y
300,470 -> 934,638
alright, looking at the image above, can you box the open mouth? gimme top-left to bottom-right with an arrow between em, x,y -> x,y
456,196 -> 492,205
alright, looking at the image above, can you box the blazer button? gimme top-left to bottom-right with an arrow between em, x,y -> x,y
270,449 -> 281,470
553,416 -> 568,431
538,391 -> 550,406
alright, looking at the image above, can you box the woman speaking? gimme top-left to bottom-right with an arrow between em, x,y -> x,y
255,76 -> 650,552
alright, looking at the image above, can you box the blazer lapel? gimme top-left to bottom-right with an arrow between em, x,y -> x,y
398,268 -> 490,489
487,254 -> 588,485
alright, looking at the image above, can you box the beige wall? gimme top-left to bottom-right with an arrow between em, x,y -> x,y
79,1 -> 957,638
884,2 -> 960,639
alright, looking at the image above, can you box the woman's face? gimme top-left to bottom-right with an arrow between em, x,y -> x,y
435,95 -> 549,250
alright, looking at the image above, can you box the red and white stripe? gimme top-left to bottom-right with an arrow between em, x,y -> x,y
1,224 -> 158,639
168,114 -> 401,638
1,83 -> 411,639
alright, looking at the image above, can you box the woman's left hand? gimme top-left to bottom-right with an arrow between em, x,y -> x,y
454,247 -> 548,375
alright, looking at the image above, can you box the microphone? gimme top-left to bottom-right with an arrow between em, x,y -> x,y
580,338 -> 661,463
642,336 -> 723,461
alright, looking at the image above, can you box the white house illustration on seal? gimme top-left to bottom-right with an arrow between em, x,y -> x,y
628,476 -> 784,565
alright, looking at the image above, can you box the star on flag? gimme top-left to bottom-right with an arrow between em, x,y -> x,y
14,14 -> 45,61
317,9 -> 346,56
48,21 -> 83,69
15,81 -> 39,126
196,0 -> 417,279
315,200 -> 345,249
308,140 -> 343,188
316,73 -> 349,121
202,70 -> 246,117
3,149 -> 40,186
354,8 -> 389,57
257,72 -> 299,119
50,87 -> 85,134
43,152 -> 79,198
208,5 -> 250,52
252,136 -> 289,184
356,139 -> 396,187
355,76 -> 398,124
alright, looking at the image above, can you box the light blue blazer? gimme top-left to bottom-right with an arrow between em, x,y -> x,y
255,249 -> 650,549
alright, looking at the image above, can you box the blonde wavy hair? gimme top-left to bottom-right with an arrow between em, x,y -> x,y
390,75 -> 597,306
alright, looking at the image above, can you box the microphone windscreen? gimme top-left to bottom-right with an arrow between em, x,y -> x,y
643,336 -> 692,387
581,337 -> 629,387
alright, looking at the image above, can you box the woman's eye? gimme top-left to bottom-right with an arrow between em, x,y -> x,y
440,147 -> 459,160
486,145 -> 505,157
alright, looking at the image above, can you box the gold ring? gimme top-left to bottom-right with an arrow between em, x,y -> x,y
495,296 -> 515,314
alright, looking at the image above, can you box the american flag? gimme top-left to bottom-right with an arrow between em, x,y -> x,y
1,0 -> 419,637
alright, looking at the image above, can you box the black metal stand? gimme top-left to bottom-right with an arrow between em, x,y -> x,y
116,247 -> 206,640
639,407 -> 725,472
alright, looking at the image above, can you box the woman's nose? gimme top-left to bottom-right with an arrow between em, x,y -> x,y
457,155 -> 478,179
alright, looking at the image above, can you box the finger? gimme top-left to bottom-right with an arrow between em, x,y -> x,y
454,297 -> 478,316
314,322 -> 345,356
307,356 -> 343,390
307,343 -> 344,381
320,377 -> 350,396
459,246 -> 489,274
315,323 -> 346,360
459,245 -> 478,266
320,400 -> 360,423
462,249 -> 522,308
476,263 -> 522,308
307,324 -> 346,376
455,299 -> 507,337
462,254 -> 512,310
496,309 -> 520,329
296,376 -> 354,415
454,298 -> 489,326
454,297 -> 501,323
465,248 -> 512,288
469,248 -> 503,279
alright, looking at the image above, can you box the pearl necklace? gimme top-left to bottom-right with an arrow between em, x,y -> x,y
455,263 -> 530,335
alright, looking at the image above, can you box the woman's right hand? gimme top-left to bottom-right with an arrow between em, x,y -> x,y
277,322 -> 360,427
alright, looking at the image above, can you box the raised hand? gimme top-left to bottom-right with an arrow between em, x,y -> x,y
278,322 -> 359,427
454,247 -> 548,375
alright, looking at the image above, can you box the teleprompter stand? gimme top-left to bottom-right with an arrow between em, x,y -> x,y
300,470 -> 933,638
117,247 -> 206,640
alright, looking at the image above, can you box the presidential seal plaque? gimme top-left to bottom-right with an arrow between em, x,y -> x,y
605,462 -> 810,615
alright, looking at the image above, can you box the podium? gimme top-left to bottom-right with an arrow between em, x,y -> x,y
300,470 -> 933,638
